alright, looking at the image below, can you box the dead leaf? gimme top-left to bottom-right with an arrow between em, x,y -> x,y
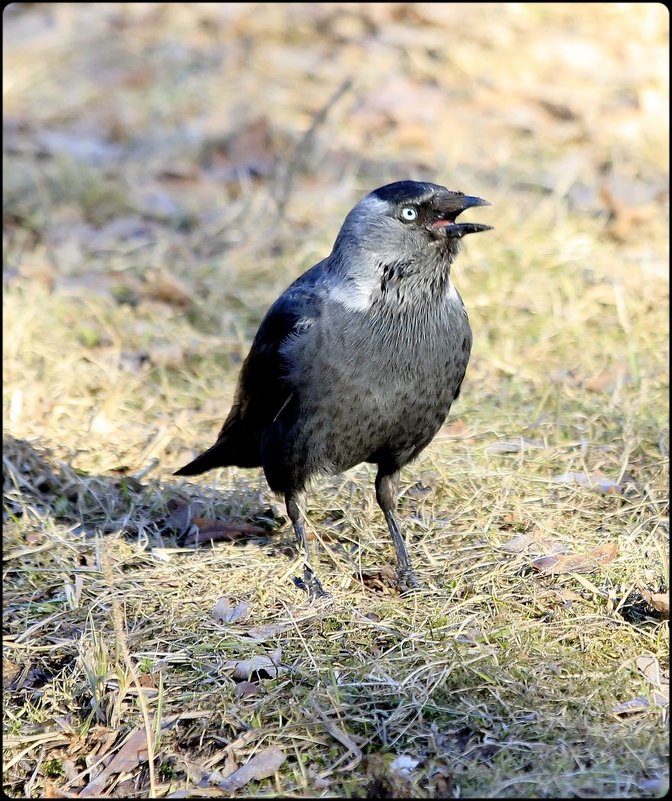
84,216 -> 157,251
531,542 -> 618,574
148,343 -> 185,369
141,268 -> 193,306
244,623 -> 286,641
641,590 -> 670,619
434,775 -> 454,798
2,658 -> 20,689
600,181 -> 660,241
485,438 -> 545,454
584,363 -> 629,393
212,598 -> 250,625
389,754 -> 420,777
218,747 -> 286,791
360,565 -> 398,593
308,698 -> 363,765
55,270 -> 142,303
163,501 -> 203,536
42,782 -> 73,799
557,588 -> 584,604
499,533 -> 536,553
184,517 -> 268,546
355,78 -> 443,130
437,420 -> 475,442
552,471 -> 623,494
235,681 -> 259,698
156,163 -> 201,182
636,655 -> 663,686
79,715 -> 189,795
133,187 -> 182,221
36,128 -> 121,164
202,117 -> 278,180
79,727 -> 150,797
224,647 -> 283,681
612,690 -> 667,715
638,777 -> 669,795
635,655 -> 669,705
612,697 -> 653,716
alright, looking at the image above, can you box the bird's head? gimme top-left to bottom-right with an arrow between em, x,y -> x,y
335,180 -> 493,265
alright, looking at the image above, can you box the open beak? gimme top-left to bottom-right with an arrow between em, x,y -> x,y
429,194 -> 493,238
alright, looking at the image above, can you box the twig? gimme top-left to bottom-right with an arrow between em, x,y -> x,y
307,697 -> 363,767
274,77 -> 354,219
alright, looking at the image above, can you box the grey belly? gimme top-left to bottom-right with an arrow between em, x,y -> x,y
289,355 -> 463,474
274,302 -> 471,483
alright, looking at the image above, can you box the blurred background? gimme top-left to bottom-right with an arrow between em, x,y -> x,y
3,3 -> 669,471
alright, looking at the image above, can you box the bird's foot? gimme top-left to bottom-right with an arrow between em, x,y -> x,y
293,564 -> 329,602
397,568 -> 422,596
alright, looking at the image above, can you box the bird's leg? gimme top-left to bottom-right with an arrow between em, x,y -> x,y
285,492 -> 328,600
375,469 -> 420,592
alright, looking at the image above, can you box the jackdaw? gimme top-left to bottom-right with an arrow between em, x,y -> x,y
175,180 -> 492,597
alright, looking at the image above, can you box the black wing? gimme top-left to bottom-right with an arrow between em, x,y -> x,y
175,263 -> 326,474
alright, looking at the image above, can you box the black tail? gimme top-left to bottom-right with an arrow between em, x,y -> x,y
174,442 -> 229,476
174,419 -> 262,477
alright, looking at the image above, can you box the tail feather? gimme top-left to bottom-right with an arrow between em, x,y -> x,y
174,418 -> 262,477
174,442 -> 231,476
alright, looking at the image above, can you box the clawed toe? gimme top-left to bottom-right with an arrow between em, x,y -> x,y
397,569 -> 422,595
293,564 -> 329,601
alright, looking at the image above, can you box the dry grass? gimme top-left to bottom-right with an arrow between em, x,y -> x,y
3,3 -> 669,798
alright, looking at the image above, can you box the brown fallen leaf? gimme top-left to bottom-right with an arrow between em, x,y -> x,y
56,270 -> 142,304
79,715 -> 187,796
531,542 -> 618,574
552,471 -> 623,494
223,647 -> 283,681
612,696 -> 653,716
614,690 -> 668,716
360,565 -> 398,593
536,588 -> 585,609
148,343 -> 185,369
584,363 -> 629,393
184,518 -> 267,546
635,655 -> 669,706
141,268 -> 194,306
441,420 -> 471,437
499,533 -> 536,553
163,500 -> 204,536
42,782 -> 75,799
235,681 -> 259,698
212,598 -> 250,625
2,657 -> 20,689
641,590 -> 670,619
600,181 -> 659,241
557,588 -> 584,604
636,655 -> 665,686
218,747 -> 286,791
485,438 -> 545,454
202,117 -> 278,180
79,727 -> 150,797
244,623 -> 287,641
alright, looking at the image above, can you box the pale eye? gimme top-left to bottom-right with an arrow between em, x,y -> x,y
400,207 -> 418,221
